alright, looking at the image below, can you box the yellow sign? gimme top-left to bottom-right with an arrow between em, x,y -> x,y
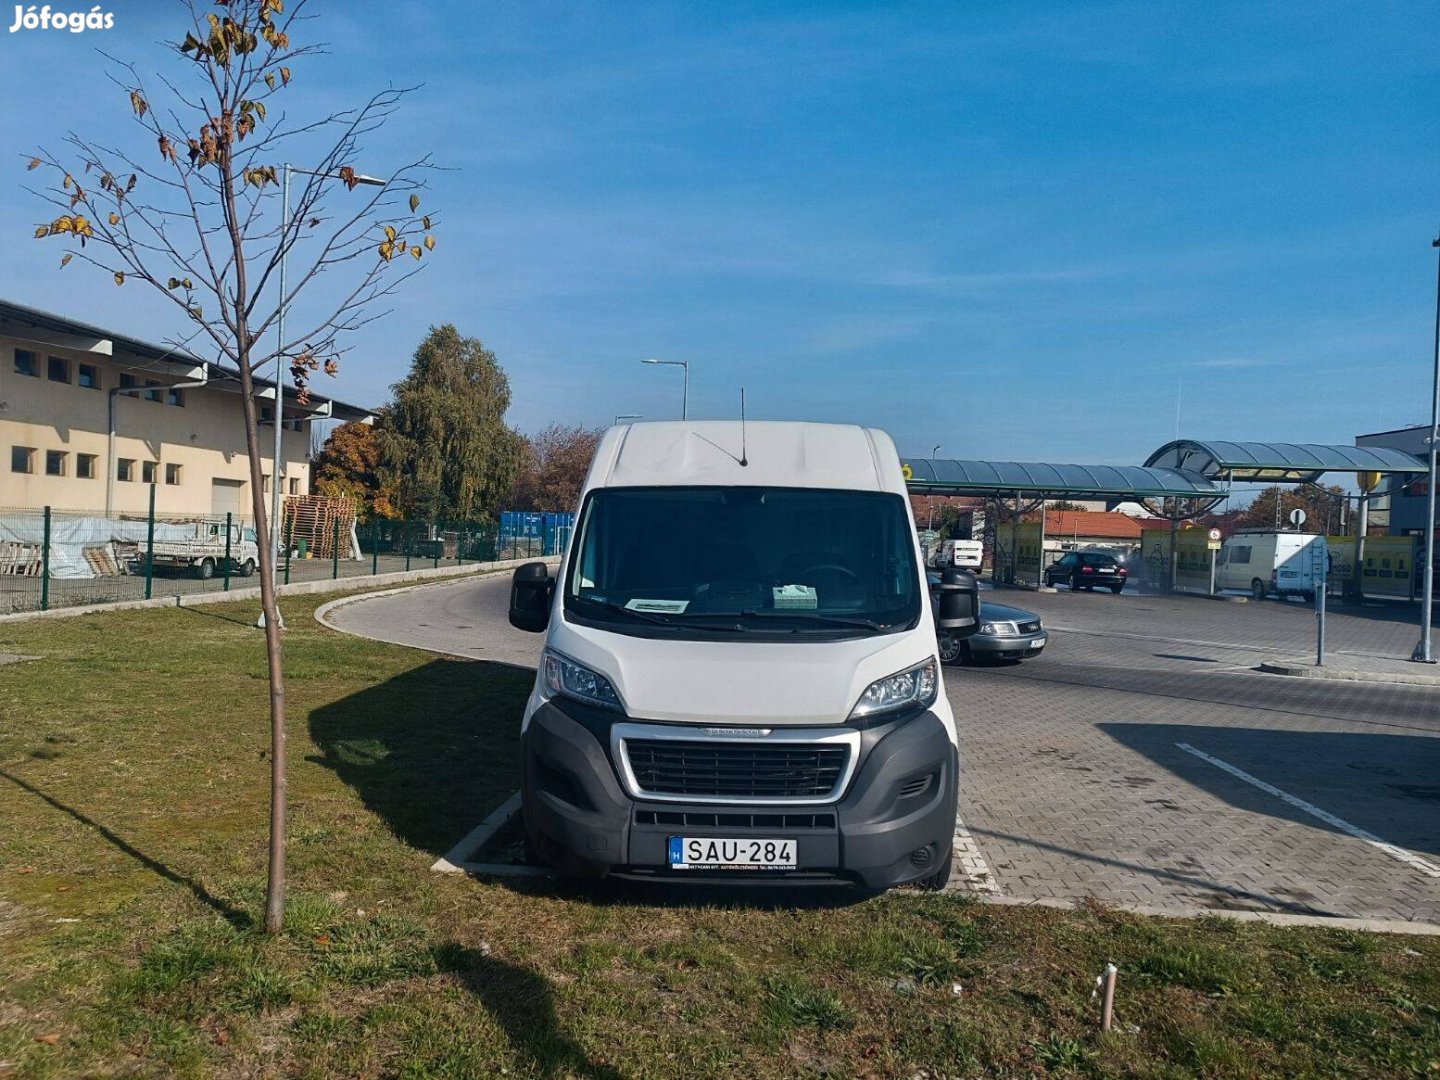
1357,471 -> 1382,492
902,463 -> 914,481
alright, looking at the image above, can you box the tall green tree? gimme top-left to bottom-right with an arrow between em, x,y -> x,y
383,325 -> 524,520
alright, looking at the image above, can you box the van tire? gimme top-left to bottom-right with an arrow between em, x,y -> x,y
1251,578 -> 1267,600
240,559 -> 257,577
915,848 -> 954,890
197,558 -> 215,580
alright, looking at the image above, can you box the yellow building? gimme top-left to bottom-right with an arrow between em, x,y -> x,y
1,299 -> 374,518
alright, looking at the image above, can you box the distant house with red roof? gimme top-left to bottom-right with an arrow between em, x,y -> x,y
1035,509 -> 1144,544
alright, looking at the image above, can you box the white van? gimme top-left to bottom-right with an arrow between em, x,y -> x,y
931,538 -> 983,572
507,421 -> 980,890
1215,530 -> 1326,601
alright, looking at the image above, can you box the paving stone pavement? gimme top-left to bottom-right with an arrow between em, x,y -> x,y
949,587 -> 1440,924
332,575 -> 1440,923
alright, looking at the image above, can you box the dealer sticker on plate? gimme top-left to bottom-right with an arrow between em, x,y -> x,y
669,836 -> 797,870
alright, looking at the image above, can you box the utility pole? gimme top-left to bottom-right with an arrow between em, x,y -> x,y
1413,229 -> 1440,664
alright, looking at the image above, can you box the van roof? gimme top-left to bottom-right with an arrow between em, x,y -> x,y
589,421 -> 904,494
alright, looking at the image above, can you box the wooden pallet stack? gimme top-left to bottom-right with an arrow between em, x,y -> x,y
0,541 -> 43,576
282,494 -> 357,560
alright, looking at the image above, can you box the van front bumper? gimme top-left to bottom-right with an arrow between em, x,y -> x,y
521,699 -> 958,890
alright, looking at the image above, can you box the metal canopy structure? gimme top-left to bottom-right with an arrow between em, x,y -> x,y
1144,439 -> 1426,483
903,458 -> 1220,500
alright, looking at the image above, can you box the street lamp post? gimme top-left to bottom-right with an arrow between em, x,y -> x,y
269,164 -> 385,577
641,358 -> 689,420
928,445 -> 942,529
1413,230 -> 1440,664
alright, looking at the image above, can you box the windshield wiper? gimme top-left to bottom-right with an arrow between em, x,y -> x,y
593,600 -> 746,632
737,610 -> 890,632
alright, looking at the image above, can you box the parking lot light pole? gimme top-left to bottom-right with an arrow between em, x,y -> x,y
1413,230 -> 1440,664
641,358 -> 689,420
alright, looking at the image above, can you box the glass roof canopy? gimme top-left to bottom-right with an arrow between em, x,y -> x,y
1144,440 -> 1426,482
902,459 -> 1220,500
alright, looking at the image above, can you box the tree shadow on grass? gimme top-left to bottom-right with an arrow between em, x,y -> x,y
437,945 -> 624,1079
307,658 -> 533,857
0,767 -> 251,929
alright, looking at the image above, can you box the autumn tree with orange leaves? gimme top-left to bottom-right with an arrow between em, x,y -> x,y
313,418 -> 399,517
26,0 -> 437,932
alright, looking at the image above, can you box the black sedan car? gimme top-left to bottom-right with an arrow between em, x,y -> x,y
1044,551 -> 1127,593
929,574 -> 1047,664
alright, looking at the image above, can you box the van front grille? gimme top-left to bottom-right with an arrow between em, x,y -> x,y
623,740 -> 848,799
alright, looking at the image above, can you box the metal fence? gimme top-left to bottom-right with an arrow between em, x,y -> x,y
1,498 -> 572,616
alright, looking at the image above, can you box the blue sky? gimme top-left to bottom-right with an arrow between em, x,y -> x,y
1,0 -> 1436,466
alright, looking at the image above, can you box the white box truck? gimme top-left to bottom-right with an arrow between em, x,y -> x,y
139,520 -> 259,579
507,421 -> 980,890
1215,529 -> 1326,601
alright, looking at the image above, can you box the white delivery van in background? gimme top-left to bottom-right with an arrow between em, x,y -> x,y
507,421 -> 980,890
1215,529 -> 1326,601
930,538 -> 983,573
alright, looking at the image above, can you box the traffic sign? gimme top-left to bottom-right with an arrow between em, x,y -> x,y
1207,527 -> 1222,542
1289,508 -> 1307,528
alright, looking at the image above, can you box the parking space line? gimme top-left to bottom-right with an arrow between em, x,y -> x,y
1176,742 -> 1440,881
949,816 -> 1000,894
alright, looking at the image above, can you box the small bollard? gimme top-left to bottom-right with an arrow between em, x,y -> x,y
1092,962 -> 1118,1032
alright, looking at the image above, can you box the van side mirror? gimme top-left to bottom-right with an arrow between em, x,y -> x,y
936,568 -> 980,638
508,562 -> 553,632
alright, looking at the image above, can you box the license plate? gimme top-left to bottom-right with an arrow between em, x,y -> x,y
1029,635 -> 1047,649
668,836 -> 797,870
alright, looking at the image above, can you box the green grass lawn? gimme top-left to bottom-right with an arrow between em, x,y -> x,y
1,589 -> 1437,1078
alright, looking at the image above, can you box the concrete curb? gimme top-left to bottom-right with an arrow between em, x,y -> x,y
1258,659 -> 1440,688
0,558 -> 544,625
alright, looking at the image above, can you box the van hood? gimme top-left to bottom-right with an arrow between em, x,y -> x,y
541,616 -> 947,729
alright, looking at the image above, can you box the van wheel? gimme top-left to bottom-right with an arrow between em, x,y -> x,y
937,633 -> 964,664
1251,579 -> 1266,600
197,558 -> 215,580
240,559 -> 257,577
915,849 -> 954,890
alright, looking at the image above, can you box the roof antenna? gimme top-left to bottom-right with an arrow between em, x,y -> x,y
739,387 -> 749,466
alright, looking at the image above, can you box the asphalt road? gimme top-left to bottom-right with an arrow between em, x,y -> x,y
327,574 -> 1440,923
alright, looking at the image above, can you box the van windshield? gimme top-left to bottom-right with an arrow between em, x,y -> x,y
565,487 -> 922,637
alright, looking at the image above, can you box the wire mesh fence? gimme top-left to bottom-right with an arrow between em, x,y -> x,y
1,495 -> 572,616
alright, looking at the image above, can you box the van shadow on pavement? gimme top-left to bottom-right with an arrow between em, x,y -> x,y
307,657 -> 532,857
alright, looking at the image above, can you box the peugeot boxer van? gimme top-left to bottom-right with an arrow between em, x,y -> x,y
507,421 -> 979,889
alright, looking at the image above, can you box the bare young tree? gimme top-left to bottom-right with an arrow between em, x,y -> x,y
26,0 -> 438,932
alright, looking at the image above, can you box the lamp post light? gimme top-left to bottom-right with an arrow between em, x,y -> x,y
1413,229 -> 1440,664
641,358 -> 689,420
269,165 -> 385,578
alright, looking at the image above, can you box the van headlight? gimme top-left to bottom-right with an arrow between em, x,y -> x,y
849,659 -> 938,719
543,651 -> 622,711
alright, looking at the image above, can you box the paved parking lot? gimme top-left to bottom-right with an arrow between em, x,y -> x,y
327,575 -> 1440,925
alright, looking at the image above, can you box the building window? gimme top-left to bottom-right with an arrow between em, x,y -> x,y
117,458 -> 135,482
45,450 -> 67,477
262,474 -> 271,494
78,364 -> 100,390
77,453 -> 97,479
288,477 -> 300,495
144,380 -> 161,403
142,461 -> 158,484
11,446 -> 35,474
14,349 -> 38,377
260,406 -> 274,424
47,356 -> 70,383
165,463 -> 183,485
167,387 -> 185,407
119,373 -> 137,390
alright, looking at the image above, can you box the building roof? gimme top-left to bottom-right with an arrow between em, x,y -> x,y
594,421 -> 904,493
1144,439 -> 1424,482
1041,510 -> 1144,540
0,297 -> 376,423
902,458 -> 1221,499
